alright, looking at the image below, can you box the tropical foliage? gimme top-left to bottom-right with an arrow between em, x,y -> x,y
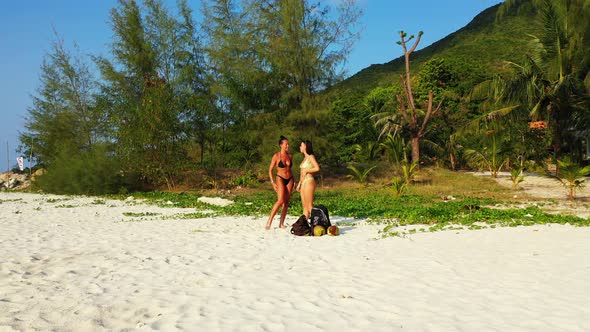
546,157 -> 590,200
20,0 -> 590,195
509,167 -> 526,190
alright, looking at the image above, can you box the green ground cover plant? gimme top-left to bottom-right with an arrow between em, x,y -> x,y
111,168 -> 588,237
55,204 -> 77,208
546,158 -> 590,200
0,198 -> 24,204
164,212 -> 215,220
122,212 -> 162,217
45,198 -> 71,203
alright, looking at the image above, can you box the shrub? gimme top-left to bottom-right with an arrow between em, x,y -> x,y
34,145 -> 124,195
232,170 -> 258,187
546,157 -> 590,200
346,164 -> 377,185
392,176 -> 407,197
509,167 -> 525,189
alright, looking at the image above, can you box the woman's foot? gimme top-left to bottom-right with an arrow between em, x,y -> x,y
279,224 -> 287,229
265,222 -> 272,230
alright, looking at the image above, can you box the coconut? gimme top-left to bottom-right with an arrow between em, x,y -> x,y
313,225 -> 326,236
327,225 -> 339,236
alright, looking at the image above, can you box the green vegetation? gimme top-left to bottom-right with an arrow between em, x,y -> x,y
116,190 -> 275,217
346,164 -> 377,185
119,210 -> 213,222
20,0 -> 362,194
165,212 -> 214,220
19,0 -> 589,197
113,169 -> 588,236
45,198 -> 70,203
332,3 -> 540,96
379,203 -> 587,237
122,212 -> 162,217
391,177 -> 407,197
231,171 -> 259,187
546,157 -> 590,200
509,167 -> 526,189
401,161 -> 419,184
32,145 -> 124,195
55,204 -> 77,208
0,198 -> 23,204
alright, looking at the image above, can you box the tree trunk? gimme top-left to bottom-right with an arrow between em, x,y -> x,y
410,135 -> 420,164
199,139 -> 205,165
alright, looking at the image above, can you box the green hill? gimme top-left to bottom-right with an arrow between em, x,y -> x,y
331,3 -> 541,97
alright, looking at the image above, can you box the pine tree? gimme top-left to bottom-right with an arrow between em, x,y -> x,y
21,34 -> 101,167
96,0 -> 212,188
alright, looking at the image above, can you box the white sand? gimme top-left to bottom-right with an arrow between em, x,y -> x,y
473,171 -> 590,201
473,171 -> 590,218
1,192 -> 589,332
197,196 -> 234,207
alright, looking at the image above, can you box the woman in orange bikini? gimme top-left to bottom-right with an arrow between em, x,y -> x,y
296,140 -> 320,219
266,136 -> 294,229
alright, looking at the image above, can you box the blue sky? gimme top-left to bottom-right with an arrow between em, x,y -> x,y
0,0 -> 503,171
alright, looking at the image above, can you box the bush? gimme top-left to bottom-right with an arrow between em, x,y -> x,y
34,145 -> 124,195
231,170 -> 259,187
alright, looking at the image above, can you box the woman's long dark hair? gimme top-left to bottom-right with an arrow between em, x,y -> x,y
302,139 -> 314,155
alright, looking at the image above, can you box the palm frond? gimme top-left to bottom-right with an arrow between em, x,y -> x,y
463,149 -> 487,167
346,164 -> 377,184
456,105 -> 520,136
371,111 -> 402,140
421,138 -> 444,156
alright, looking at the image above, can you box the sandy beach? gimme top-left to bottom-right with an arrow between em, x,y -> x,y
477,171 -> 590,218
1,191 -> 589,332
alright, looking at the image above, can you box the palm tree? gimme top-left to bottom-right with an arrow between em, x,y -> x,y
496,0 -> 590,158
379,133 -> 408,166
546,157 -> 590,200
346,164 -> 377,186
422,134 -> 462,170
463,134 -> 508,179
366,86 -> 401,140
351,141 -> 381,163
454,105 -> 519,177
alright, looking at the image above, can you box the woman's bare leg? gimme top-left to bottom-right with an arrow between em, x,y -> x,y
278,179 -> 294,228
300,183 -> 308,218
278,191 -> 289,228
266,179 -> 286,229
301,179 -> 316,219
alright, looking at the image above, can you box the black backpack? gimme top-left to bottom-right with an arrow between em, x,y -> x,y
310,205 -> 331,230
290,215 -> 311,236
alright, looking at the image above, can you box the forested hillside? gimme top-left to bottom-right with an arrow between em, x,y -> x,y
331,3 -> 540,97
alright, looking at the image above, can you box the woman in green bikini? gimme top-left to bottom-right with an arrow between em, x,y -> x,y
296,140 -> 320,219
266,136 -> 294,229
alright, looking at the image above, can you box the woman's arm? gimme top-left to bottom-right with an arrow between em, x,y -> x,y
296,157 -> 304,192
268,153 -> 277,190
307,155 -> 320,174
